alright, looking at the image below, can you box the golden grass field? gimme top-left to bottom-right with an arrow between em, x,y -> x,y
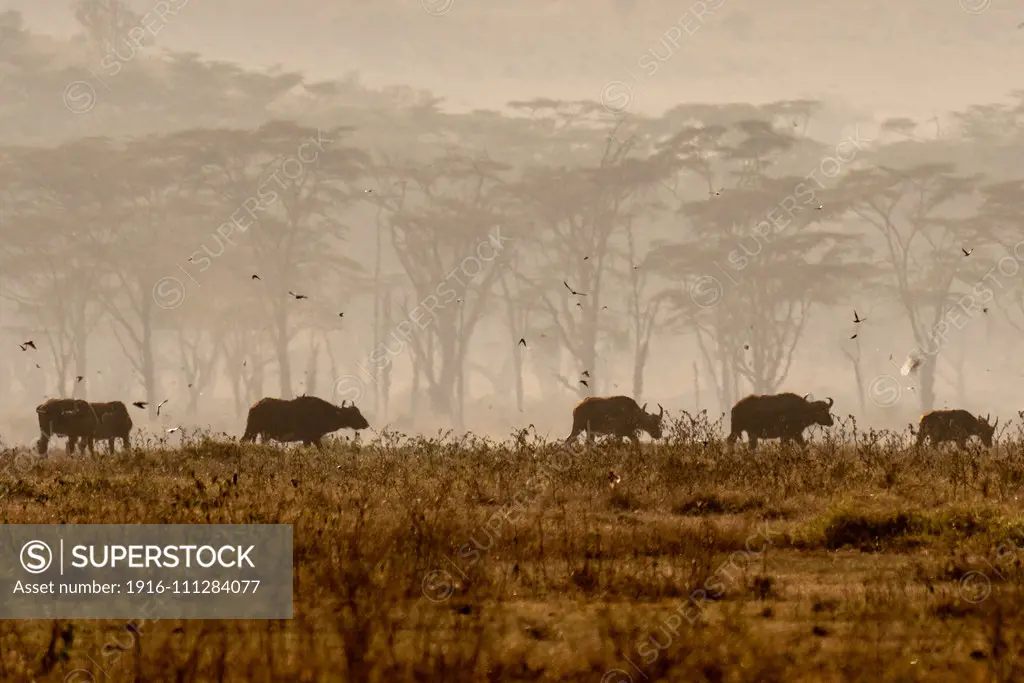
3,411 -> 1024,682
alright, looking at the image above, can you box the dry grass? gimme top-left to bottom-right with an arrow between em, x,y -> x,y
3,412 -> 1024,681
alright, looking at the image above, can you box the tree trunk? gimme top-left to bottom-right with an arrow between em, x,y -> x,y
918,355 -> 937,413
273,302 -> 292,399
73,324 -> 88,400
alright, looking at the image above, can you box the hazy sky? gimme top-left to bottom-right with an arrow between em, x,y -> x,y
10,0 -> 1024,121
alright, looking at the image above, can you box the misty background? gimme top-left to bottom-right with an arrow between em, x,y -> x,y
0,0 -> 1023,445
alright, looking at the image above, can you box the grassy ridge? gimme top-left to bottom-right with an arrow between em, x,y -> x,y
2,414 -> 1024,681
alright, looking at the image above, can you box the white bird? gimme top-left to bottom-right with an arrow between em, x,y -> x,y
900,355 -> 923,377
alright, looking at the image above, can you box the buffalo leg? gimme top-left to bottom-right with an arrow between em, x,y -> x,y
121,434 -> 131,453
313,438 -> 325,452
792,433 -> 807,449
564,427 -> 581,445
748,436 -> 758,451
915,430 -> 927,448
66,437 -> 76,455
107,437 -> 115,454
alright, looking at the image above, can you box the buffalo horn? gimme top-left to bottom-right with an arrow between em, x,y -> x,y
825,397 -> 834,408
657,403 -> 664,418
641,402 -> 647,412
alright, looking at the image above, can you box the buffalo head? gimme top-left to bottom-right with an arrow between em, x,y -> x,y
806,396 -> 834,427
640,402 -> 666,440
337,400 -> 370,431
979,413 -> 998,447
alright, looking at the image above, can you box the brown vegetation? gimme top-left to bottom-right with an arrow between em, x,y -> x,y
2,413 -> 1024,681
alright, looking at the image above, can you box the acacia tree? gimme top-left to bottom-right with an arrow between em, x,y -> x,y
648,119 -> 871,412
179,121 -> 366,398
382,150 -> 512,428
0,142 -> 110,399
836,157 -> 993,412
80,135 -> 209,420
513,118 -> 674,400
625,225 -> 662,403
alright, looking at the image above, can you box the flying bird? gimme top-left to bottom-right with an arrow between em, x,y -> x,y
579,379 -> 589,387
850,334 -> 857,339
518,338 -> 527,348
132,401 -> 147,409
581,370 -> 590,377
288,291 -> 308,300
76,376 -> 83,383
583,256 -> 590,261
563,280 -> 586,296
19,341 -> 35,351
853,310 -> 865,324
252,274 -> 261,280
962,247 -> 973,257
156,399 -> 169,416
901,355 -> 923,377
338,312 -> 344,318
166,426 -> 181,434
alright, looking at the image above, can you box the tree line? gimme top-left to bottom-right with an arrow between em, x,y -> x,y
2,7 -> 1024,435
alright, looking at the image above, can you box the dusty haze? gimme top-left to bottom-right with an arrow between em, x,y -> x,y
1,0 -> 1023,446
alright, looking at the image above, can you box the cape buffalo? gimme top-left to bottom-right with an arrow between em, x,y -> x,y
565,395 -> 665,446
916,409 -> 996,449
88,401 -> 133,454
36,399 -> 132,455
726,392 -> 834,450
240,395 -> 370,451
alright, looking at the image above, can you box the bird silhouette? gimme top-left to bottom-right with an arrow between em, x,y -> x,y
850,334 -> 857,339
76,376 -> 83,383
581,370 -> 590,377
853,310 -> 865,324
19,341 -> 35,351
579,379 -> 589,387
338,312 -> 344,318
288,291 -> 307,300
252,274 -> 261,280
563,280 -> 586,296
962,247 -> 973,257
156,399 -> 169,416
132,401 -> 147,409
518,338 -> 527,348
